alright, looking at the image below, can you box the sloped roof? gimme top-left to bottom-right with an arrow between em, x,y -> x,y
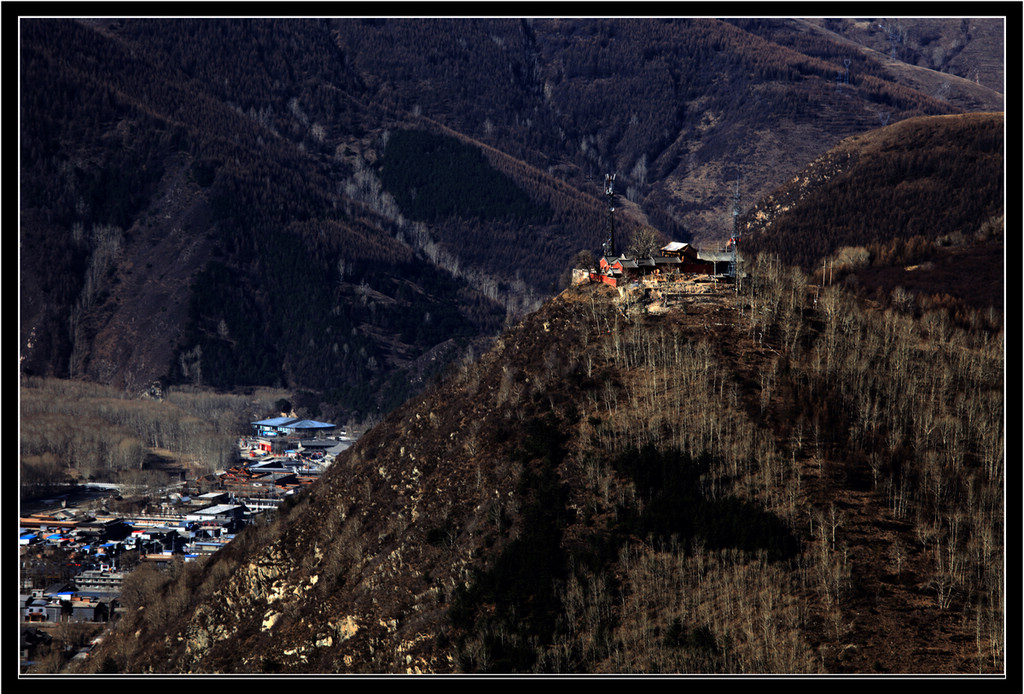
252,417 -> 335,430
194,504 -> 245,515
662,242 -> 690,252
252,417 -> 299,427
699,251 -> 734,263
280,419 -> 336,430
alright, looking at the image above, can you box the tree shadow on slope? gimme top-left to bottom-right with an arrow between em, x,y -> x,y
612,445 -> 800,562
445,414 -> 799,673
447,412 -> 574,672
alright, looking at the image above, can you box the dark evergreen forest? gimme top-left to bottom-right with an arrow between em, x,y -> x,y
379,130 -> 553,225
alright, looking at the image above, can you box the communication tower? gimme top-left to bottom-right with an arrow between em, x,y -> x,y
603,173 -> 617,257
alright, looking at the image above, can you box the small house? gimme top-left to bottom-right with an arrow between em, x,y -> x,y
697,250 -> 735,275
660,241 -> 699,261
22,596 -> 51,622
69,596 -> 109,623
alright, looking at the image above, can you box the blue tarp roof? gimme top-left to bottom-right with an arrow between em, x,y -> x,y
252,417 -> 299,427
281,419 -> 335,429
252,417 -> 335,430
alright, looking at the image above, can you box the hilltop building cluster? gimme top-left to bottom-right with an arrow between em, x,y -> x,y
589,241 -> 737,288
584,173 -> 741,290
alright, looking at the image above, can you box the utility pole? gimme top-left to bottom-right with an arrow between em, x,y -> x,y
730,178 -> 741,292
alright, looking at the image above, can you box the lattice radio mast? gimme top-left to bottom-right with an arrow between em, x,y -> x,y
603,173 -> 617,257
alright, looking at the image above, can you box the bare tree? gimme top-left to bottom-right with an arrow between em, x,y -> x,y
626,227 -> 663,258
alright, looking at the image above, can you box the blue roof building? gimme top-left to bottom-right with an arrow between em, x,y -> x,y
251,417 -> 336,437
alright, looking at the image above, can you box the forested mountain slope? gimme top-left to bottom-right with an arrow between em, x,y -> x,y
796,17 -> 1006,96
19,19 -> 515,420
739,112 -> 1004,317
19,17 -> 1004,422
332,17 -> 1003,244
79,269 -> 1003,674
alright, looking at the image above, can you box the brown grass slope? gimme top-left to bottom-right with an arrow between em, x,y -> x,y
82,270 -> 1003,675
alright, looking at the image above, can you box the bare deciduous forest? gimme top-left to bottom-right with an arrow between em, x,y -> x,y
551,258 -> 1004,673
76,258 -> 1003,674
19,379 -> 292,500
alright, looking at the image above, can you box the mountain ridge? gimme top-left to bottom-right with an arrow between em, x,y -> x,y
739,111 -> 1004,320
20,17 -> 1004,422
